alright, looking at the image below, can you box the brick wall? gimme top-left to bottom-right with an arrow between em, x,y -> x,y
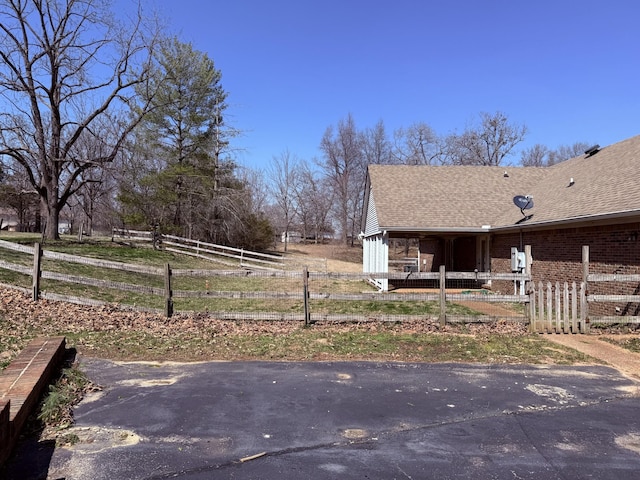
419,238 -> 443,272
490,223 -> 640,316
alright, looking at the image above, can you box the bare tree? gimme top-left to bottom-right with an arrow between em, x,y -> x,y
548,142 -> 592,165
293,159 -> 333,244
318,114 -> 364,246
0,163 -> 39,231
392,122 -> 443,165
71,163 -> 117,236
361,120 -> 393,166
445,112 -> 527,166
520,141 -> 592,167
520,144 -> 550,167
64,118 -> 123,235
267,149 -> 299,252
0,0 -> 159,239
238,166 -> 269,215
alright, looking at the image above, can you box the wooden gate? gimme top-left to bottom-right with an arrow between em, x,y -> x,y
529,281 -> 588,333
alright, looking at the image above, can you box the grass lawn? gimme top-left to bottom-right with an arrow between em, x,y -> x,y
0,234 -> 592,368
0,234 -> 492,317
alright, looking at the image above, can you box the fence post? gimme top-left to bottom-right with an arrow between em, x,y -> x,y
525,244 -> 532,329
439,265 -> 446,326
571,282 -> 578,333
529,283 -> 537,333
32,242 -> 42,301
580,282 -> 588,334
582,245 -> 590,333
537,281 -> 544,331
164,263 -> 173,318
546,282 -> 553,332
563,282 -> 570,333
302,267 -> 310,326
555,281 -> 561,332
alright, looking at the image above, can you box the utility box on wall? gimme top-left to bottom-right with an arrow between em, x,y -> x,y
510,247 -> 526,272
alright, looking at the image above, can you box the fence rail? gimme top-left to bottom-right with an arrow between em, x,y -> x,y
1,240 -> 638,330
0,240 -> 530,324
528,246 -> 640,332
112,228 -> 328,272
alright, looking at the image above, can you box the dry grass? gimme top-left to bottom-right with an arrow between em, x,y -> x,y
277,241 -> 364,272
0,238 -> 597,368
0,287 -> 591,366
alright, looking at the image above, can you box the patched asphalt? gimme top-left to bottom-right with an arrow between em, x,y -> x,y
6,359 -> 640,479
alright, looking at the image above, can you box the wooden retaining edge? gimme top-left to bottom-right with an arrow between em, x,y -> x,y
0,336 -> 66,465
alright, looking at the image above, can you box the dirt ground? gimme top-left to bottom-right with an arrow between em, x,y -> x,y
544,334 -> 640,381
277,241 -> 364,272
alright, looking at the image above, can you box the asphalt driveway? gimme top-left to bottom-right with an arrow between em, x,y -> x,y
6,359 -> 640,479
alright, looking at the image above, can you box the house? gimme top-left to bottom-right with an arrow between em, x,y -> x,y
361,135 -> 640,313
0,209 -> 19,231
58,221 -> 72,235
281,231 -> 302,243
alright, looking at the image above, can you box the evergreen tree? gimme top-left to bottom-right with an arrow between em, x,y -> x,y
121,38 -> 238,241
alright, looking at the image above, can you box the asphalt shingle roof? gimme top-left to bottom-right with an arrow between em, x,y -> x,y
367,134 -> 640,232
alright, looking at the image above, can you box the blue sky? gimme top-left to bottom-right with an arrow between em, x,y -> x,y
150,0 -> 640,169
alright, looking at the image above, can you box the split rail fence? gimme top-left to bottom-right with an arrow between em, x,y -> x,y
0,240 -> 637,331
0,239 -> 529,325
111,228 -> 327,272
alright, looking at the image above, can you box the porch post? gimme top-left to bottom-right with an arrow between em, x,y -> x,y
362,235 -> 370,273
381,232 -> 389,291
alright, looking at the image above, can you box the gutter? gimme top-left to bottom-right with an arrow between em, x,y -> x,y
490,209 -> 640,232
370,209 -> 640,237
371,226 -> 491,235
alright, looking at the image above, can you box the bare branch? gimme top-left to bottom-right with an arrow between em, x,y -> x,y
0,0 -> 160,239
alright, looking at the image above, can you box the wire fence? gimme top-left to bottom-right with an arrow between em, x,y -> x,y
1,240 -> 637,329
0,239 -> 529,324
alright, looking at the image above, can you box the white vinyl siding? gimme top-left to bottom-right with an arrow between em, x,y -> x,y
364,191 -> 381,237
363,232 -> 388,291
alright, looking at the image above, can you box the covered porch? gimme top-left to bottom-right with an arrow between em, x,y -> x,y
362,231 -> 492,292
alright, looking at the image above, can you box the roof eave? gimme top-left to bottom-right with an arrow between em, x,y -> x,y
377,210 -> 640,235
491,209 -> 640,232
380,226 -> 491,234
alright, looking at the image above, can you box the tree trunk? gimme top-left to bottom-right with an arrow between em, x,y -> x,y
87,196 -> 95,236
42,196 -> 60,240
